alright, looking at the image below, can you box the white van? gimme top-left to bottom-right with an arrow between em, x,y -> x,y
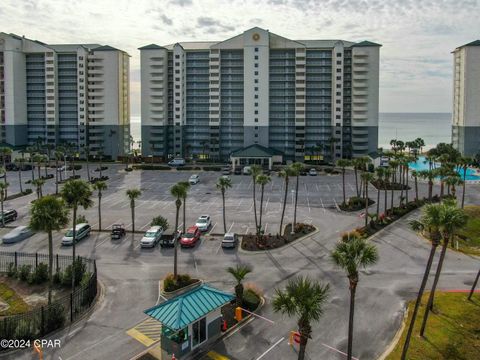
62,223 -> 91,246
243,166 -> 252,175
168,158 -> 186,166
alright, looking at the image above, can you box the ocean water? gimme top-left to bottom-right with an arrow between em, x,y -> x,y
130,113 -> 452,150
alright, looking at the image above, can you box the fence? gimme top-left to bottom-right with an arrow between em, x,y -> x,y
0,251 -> 98,343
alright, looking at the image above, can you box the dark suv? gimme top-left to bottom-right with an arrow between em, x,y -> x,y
0,210 -> 18,225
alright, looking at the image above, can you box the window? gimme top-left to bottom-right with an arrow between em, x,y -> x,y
175,107 -> 180,111
336,69 -> 341,73
254,55 -> 258,60
255,47 -> 258,52
175,70 -> 180,74
175,54 -> 180,59
254,94 -> 258,99
336,123 -> 340,127
175,100 -> 180,104
254,126 -> 258,130
336,76 -> 341,80
254,71 -> 258,76
192,317 -> 207,348
254,118 -> 258,122
254,79 -> 258,83
254,87 -> 258,91
175,92 -> 180,96
336,115 -> 341,119
336,100 -> 341,104
255,102 -> 258,107
175,85 -> 180,89
336,107 -> 341,111
254,133 -> 258,138
337,53 -> 342,57
254,110 -> 258,114
254,63 -> 258,68
175,62 -> 180,66
336,84 -> 341,88
79,56 -> 84,60
337,60 -> 342,65
175,77 -> 180,81
336,92 -> 341,96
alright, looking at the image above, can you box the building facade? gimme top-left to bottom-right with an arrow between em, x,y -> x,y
140,27 -> 380,162
452,40 -> 480,156
0,33 -> 130,158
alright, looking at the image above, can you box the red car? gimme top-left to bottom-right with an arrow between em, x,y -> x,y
180,226 -> 201,247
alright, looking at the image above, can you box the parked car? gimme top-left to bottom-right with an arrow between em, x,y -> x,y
222,167 -> 231,175
2,226 -> 34,244
300,169 -> 308,176
0,209 -> 17,225
221,232 -> 238,249
189,174 -> 200,185
180,226 -> 201,248
160,230 -> 180,247
308,168 -> 317,176
5,163 -> 18,171
234,167 -> 242,175
61,223 -> 91,246
111,224 -> 126,240
221,175 -> 230,181
140,226 -> 164,248
195,215 -> 211,232
242,166 -> 252,175
168,158 -> 186,166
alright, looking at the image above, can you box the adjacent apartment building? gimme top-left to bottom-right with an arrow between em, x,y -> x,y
140,27 -> 380,162
452,40 -> 480,156
0,33 -> 130,159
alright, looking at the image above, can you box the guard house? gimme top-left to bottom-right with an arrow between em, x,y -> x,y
230,144 -> 284,170
144,284 -> 235,359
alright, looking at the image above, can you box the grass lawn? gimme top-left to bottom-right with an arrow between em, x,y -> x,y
387,292 -> 480,360
456,205 -> 480,256
0,282 -> 31,316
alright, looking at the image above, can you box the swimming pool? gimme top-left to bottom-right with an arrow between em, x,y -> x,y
408,156 -> 480,181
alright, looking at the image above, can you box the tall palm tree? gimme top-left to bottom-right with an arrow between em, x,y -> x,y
374,167 -> 385,219
42,154 -> 49,178
32,153 -> 44,180
383,168 -> 391,213
29,196 -> 69,304
332,237 -> 378,360
170,183 -> 186,278
445,175 -> 462,198
92,181 -> 107,231
0,147 -> 12,197
352,158 -> 361,197
468,268 -> 480,301
32,178 -> 45,199
97,150 -> 104,178
0,182 -> 8,227
83,145 -> 91,182
61,179 -> 93,291
226,264 -> 252,307
458,157 -> 471,208
216,176 -> 232,234
388,159 -> 399,210
337,159 -> 351,206
419,202 -> 467,337
14,158 -> 25,194
255,174 -> 271,235
291,162 -> 304,228
404,155 -> 414,204
250,164 -> 262,233
278,165 -> 295,235
401,203 -> 445,359
126,188 -> 142,236
418,169 -> 435,201
273,276 -> 330,360
411,170 -> 419,201
178,181 -> 190,234
361,172 -> 374,227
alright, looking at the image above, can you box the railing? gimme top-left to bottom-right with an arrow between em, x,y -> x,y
0,251 -> 98,344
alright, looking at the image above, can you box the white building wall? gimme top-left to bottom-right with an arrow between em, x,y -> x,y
464,47 -> 480,126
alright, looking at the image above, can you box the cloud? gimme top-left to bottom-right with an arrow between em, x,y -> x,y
196,16 -> 235,33
169,0 -> 193,6
160,14 -> 173,25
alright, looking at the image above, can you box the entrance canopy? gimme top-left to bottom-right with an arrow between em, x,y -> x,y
230,144 -> 284,170
144,285 -> 234,331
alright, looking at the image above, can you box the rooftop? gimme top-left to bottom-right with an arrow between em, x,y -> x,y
231,144 -> 284,158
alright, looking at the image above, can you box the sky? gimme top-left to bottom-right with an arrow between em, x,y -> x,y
2,0 -> 480,116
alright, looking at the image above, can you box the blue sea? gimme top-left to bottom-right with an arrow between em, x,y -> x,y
130,113 -> 452,150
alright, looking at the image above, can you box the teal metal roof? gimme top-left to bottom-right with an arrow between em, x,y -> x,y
144,285 -> 234,330
231,144 -> 284,158
352,40 -> 382,47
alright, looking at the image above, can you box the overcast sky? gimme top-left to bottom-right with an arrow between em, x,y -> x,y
3,0 -> 480,116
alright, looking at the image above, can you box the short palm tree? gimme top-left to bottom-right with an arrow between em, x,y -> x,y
383,168 -> 391,213
444,175 -> 462,198
178,181 -> 190,234
337,159 -> 351,206
418,169 -> 435,202
216,176 -> 232,233
227,264 -> 252,307
83,145 -> 91,182
171,183 -> 187,278
411,170 -> 419,201
61,179 -> 93,291
361,172 -> 374,227
278,165 -> 295,235
273,276 -> 330,360
29,195 -> 69,304
126,188 -> 142,235
0,147 -> 12,194
255,174 -> 271,235
33,153 -> 43,179
0,182 -> 8,227
331,237 -> 378,360
291,162 -> 304,228
458,157 -> 471,208
15,157 -> 25,193
374,167 -> 385,219
32,178 -> 45,199
92,181 -> 107,231
250,164 -> 262,233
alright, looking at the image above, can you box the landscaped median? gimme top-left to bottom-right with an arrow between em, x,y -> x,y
385,291 -> 480,359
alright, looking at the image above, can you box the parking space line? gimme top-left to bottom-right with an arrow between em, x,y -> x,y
264,197 -> 270,213
320,198 -> 326,213
315,184 -> 319,192
208,222 -> 217,235
264,223 -> 268,234
255,337 -> 284,360
245,226 -> 249,235
228,222 -> 234,233
307,196 -> 311,213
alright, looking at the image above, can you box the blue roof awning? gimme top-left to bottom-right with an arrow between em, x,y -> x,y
144,285 -> 235,331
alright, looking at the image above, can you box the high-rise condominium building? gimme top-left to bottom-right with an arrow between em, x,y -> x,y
140,27 -> 380,162
0,33 -> 130,158
452,40 -> 480,156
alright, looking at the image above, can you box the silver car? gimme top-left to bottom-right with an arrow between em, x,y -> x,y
221,232 -> 238,248
2,226 -> 34,244
141,226 -> 164,248
195,215 -> 211,232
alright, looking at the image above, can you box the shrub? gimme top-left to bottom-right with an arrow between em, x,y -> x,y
23,188 -> 33,195
18,264 -> 32,282
76,215 -> 88,224
203,166 -> 222,171
151,216 -> 169,230
163,273 -> 196,292
62,259 -> 86,287
44,303 -> 66,333
7,262 -> 17,278
53,270 -> 62,285
132,165 -> 170,170
242,289 -> 260,312
125,167 -> 133,172
29,263 -> 49,284
14,319 -> 35,340
40,174 -> 54,180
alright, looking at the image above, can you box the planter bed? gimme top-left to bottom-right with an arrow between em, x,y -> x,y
241,223 -> 316,251
370,180 -> 411,190
5,189 -> 33,200
340,197 -> 375,212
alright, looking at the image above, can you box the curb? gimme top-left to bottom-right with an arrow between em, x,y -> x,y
377,307 -> 407,360
160,279 -> 203,299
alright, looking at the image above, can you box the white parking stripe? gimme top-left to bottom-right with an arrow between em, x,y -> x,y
228,222 -> 235,233
255,337 -> 285,360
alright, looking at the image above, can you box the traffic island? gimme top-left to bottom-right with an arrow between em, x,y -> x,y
241,223 -> 316,251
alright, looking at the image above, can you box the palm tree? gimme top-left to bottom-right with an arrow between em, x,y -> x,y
126,188 -> 142,236
418,169 -> 435,201
445,175 -> 462,198
216,176 -> 232,233
61,179 -> 93,291
42,154 -> 49,178
0,147 -> 12,197
226,264 -> 252,307
458,157 -> 471,208
352,158 -> 361,197
278,165 -> 295,235
332,237 -> 378,360
83,145 -> 91,182
0,182 -> 8,227
32,178 -> 45,199
32,153 -> 43,180
361,172 -> 374,227
401,204 -> 445,359
178,181 -> 190,234
92,181 -> 107,231
170,183 -> 186,278
468,268 -> 480,301
250,164 -> 262,233
97,150 -> 104,178
404,156 -> 414,204
383,168 -> 391,213
388,159 -> 399,210
29,196 -> 69,304
54,149 -> 64,194
418,202 -> 467,337
374,167 -> 385,219
291,162 -> 304,229
14,158 -> 25,194
337,159 -> 351,206
273,276 -> 330,360
255,174 -> 271,235
411,170 -> 419,201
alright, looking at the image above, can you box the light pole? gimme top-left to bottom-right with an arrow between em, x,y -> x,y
291,189 -> 295,235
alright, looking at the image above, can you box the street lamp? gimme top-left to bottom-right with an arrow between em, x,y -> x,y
291,189 -> 295,235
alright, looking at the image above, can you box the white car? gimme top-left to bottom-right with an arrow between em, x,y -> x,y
189,174 -> 200,185
195,215 -> 211,232
308,168 -> 317,176
221,232 -> 238,249
2,226 -> 34,244
62,223 -> 91,246
141,226 -> 164,248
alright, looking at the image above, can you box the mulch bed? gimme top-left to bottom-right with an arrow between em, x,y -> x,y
241,223 -> 316,251
370,180 -> 411,190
